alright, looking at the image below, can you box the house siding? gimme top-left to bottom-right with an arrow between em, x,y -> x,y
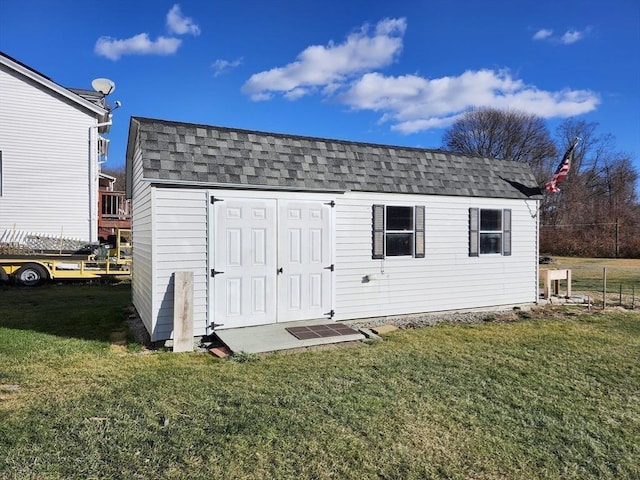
0,62 -> 99,241
333,192 -> 538,320
130,141 -> 154,337
150,187 -> 209,342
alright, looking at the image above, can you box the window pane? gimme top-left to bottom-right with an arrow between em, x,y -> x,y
386,206 -> 413,231
386,233 -> 413,256
480,209 -> 501,231
480,233 -> 502,254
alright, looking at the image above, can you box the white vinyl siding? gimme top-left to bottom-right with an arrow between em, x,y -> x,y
333,192 -> 538,321
150,188 -> 209,342
0,63 -> 100,241
130,141 -> 154,336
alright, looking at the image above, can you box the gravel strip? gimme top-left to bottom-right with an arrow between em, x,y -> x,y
345,307 -> 529,330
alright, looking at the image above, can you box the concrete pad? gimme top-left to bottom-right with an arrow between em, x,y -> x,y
214,319 -> 365,354
371,324 -> 399,335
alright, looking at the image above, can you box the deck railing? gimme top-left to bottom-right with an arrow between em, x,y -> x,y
98,191 -> 131,223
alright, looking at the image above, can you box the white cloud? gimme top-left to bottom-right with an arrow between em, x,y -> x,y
340,69 -> 599,133
166,4 -> 200,36
560,29 -> 584,44
241,17 -> 406,100
95,34 -> 181,61
95,4 -> 199,60
532,27 -> 588,45
241,18 -> 599,134
212,58 -> 243,77
532,28 -> 553,40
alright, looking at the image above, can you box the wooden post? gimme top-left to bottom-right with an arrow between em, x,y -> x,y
173,271 -> 194,353
615,219 -> 619,258
619,284 -> 623,307
602,267 -> 607,310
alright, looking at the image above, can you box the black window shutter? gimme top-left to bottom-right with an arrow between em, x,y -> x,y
469,208 -> 479,257
372,204 -> 385,259
414,205 -> 425,258
503,209 -> 512,256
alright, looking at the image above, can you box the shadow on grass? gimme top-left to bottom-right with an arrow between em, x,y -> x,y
0,281 -> 133,343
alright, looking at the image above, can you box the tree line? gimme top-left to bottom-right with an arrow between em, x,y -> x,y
442,108 -> 639,258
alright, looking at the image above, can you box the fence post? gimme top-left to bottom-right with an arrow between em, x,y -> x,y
602,267 -> 607,309
615,219 -> 619,258
619,284 -> 623,307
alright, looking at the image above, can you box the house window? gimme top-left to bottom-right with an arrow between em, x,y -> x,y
469,208 -> 512,256
372,205 -> 425,258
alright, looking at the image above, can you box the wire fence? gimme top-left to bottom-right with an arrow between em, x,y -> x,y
542,265 -> 638,310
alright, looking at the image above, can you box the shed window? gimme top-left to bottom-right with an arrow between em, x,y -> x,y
469,208 -> 512,256
372,205 -> 425,258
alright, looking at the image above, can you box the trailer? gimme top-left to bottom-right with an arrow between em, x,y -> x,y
0,229 -> 132,286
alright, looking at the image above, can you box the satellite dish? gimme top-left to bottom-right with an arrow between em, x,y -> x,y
91,78 -> 116,96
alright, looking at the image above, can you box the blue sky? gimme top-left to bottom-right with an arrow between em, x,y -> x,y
1,0 -> 638,176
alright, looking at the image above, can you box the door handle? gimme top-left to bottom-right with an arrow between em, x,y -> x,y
277,267 -> 283,274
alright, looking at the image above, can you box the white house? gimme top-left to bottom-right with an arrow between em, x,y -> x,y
0,52 -> 111,243
125,117 -> 543,342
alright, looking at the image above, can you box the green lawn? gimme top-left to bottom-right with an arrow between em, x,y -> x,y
1,283 -> 639,479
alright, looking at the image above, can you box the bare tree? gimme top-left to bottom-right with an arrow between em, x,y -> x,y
442,107 -> 557,182
101,166 -> 126,192
541,118 -> 640,257
442,110 -> 640,256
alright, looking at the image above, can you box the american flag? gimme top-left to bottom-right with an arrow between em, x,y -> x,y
545,138 -> 579,194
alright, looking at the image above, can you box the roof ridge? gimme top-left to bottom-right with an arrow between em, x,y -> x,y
131,116 -> 516,163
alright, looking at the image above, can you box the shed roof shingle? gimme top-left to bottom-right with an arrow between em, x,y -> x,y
127,117 -> 543,200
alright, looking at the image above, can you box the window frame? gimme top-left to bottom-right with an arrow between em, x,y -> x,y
372,204 -> 425,259
469,208 -> 512,257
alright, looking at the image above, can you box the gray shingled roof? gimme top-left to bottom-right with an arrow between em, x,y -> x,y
127,117 -> 543,200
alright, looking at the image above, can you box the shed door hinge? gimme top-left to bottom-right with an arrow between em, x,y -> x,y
211,269 -> 224,277
324,309 -> 335,319
324,264 -> 334,272
210,196 -> 224,204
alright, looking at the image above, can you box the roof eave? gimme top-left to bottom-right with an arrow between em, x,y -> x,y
141,177 -> 347,194
0,53 -> 109,117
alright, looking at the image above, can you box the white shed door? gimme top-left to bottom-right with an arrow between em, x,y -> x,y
213,198 -> 278,329
277,200 -> 333,322
212,197 -> 333,329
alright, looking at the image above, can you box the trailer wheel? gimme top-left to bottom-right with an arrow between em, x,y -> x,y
15,263 -> 48,287
0,266 -> 8,283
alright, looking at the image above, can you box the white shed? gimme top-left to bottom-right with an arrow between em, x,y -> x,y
125,117 -> 543,342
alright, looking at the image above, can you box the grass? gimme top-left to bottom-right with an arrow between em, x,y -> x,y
1,281 -> 639,479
